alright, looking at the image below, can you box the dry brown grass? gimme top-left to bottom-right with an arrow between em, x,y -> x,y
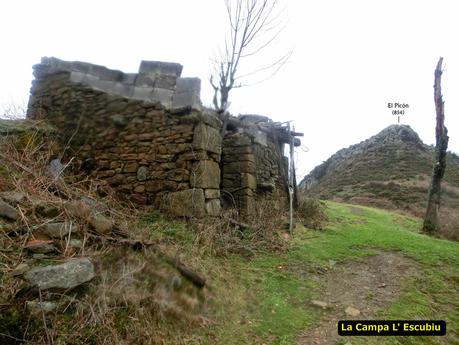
0,122 -> 210,344
188,198 -> 288,258
27,247 -> 210,345
438,207 -> 459,241
296,196 -> 328,230
0,119 -> 299,344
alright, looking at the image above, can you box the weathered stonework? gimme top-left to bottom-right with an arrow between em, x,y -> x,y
26,58 -> 300,219
27,57 -> 220,216
221,115 -> 297,217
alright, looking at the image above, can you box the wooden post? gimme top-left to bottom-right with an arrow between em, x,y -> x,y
423,57 -> 449,233
288,123 -> 294,234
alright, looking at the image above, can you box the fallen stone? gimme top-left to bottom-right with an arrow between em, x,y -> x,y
0,199 -> 18,221
311,300 -> 328,309
69,239 -> 84,249
24,257 -> 95,290
345,306 -> 361,316
0,191 -> 25,205
35,204 -> 60,218
26,300 -> 58,316
25,240 -> 56,254
63,200 -> 91,219
11,263 -> 30,276
87,212 -> 114,234
48,158 -> 64,178
32,253 -> 51,260
37,222 -> 73,238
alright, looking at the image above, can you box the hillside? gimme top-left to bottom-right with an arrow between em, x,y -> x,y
299,125 -> 459,238
1,120 -> 459,344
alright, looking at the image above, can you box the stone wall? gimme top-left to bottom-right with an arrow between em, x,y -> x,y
26,57 -> 299,219
27,57 -> 221,217
29,57 -> 201,110
221,115 -> 290,216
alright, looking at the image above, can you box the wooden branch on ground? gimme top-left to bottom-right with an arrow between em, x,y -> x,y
88,233 -> 207,289
228,218 -> 250,229
163,257 -> 206,289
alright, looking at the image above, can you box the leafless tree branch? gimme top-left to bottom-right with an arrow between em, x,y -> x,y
210,0 -> 291,127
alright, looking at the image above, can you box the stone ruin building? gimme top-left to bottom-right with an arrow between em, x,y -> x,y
27,57 -> 301,218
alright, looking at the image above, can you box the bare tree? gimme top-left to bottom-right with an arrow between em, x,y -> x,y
423,57 -> 449,233
210,0 -> 291,131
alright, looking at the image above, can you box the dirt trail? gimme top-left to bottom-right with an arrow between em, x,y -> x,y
297,251 -> 418,345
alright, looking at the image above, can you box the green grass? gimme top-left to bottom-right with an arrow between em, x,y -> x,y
204,201 -> 459,344
14,200 -> 455,344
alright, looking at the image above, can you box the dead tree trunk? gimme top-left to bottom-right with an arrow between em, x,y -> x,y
423,57 -> 449,233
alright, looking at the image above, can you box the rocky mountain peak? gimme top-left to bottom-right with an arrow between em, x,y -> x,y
299,124 -> 429,190
370,124 -> 424,147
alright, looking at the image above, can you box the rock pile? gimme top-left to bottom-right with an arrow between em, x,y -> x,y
0,191 -> 102,315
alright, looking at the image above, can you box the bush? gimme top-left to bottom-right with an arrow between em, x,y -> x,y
439,207 -> 459,242
189,199 -> 288,257
296,196 -> 328,229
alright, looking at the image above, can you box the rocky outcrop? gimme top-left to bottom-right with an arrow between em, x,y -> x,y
298,124 -> 459,214
299,125 -> 429,190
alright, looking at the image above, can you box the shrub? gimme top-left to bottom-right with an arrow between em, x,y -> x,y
296,196 -> 328,229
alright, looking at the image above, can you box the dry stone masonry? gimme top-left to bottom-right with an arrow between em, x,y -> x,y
27,57 -> 300,218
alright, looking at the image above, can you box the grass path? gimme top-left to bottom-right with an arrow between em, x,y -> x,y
207,202 -> 459,345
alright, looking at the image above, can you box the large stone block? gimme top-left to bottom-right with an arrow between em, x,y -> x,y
172,77 -> 202,109
132,86 -> 153,101
241,173 -> 257,190
233,134 -> 252,146
134,74 -> 155,87
191,160 -> 220,189
151,88 -> 174,107
69,71 -> 85,83
252,129 -> 268,146
205,199 -> 221,216
205,189 -> 220,199
165,189 -> 205,217
223,161 -> 241,174
103,82 -> 133,99
192,123 -> 221,154
139,61 -> 183,77
122,73 -> 137,84
154,75 -> 177,90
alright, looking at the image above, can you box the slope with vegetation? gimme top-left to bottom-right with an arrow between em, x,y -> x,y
1,119 -> 458,345
300,124 -> 459,240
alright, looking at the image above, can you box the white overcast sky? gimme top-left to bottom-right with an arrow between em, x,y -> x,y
1,0 -> 458,179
